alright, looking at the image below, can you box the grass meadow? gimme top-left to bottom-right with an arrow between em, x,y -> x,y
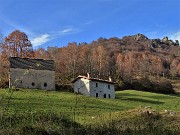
0,89 -> 180,134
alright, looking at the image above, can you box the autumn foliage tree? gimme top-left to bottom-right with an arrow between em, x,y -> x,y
34,48 -> 50,59
0,30 -> 33,87
1,30 -> 33,58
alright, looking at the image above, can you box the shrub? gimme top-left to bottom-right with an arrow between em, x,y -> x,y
117,77 -> 174,94
151,79 -> 174,94
55,84 -> 73,92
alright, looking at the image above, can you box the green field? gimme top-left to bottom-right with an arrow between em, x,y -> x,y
0,89 -> 180,134
0,89 -> 179,123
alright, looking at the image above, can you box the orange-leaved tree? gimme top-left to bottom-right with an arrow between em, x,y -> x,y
1,30 -> 33,58
0,30 -> 34,87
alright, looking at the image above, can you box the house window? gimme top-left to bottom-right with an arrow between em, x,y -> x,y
109,94 -> 111,98
44,83 -> 47,87
96,83 -> 98,87
96,93 -> 98,97
108,85 -> 110,89
104,94 -> 106,98
32,82 -> 35,86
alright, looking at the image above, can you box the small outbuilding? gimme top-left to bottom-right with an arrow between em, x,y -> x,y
9,57 -> 55,90
71,74 -> 116,99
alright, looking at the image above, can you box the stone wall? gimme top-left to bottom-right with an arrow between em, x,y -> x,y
9,68 -> 55,90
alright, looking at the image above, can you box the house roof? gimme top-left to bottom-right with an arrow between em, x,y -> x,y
71,75 -> 116,84
9,57 -> 55,71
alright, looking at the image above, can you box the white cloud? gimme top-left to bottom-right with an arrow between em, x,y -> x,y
1,16 -> 81,47
56,27 -> 81,36
31,27 -> 81,46
31,34 -> 50,46
170,31 -> 180,42
82,20 -> 93,25
61,28 -> 73,33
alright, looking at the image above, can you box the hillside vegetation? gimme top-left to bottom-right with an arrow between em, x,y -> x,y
0,31 -> 180,94
0,89 -> 179,134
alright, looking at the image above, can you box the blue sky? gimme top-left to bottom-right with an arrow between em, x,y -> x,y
0,0 -> 180,49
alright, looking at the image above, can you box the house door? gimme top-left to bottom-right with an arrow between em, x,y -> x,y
96,93 -> 98,97
104,94 -> 106,98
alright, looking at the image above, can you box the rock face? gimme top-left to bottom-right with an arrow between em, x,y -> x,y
150,36 -> 179,48
175,40 -> 179,46
130,34 -> 179,49
133,33 -> 148,41
162,37 -> 169,42
151,39 -> 161,48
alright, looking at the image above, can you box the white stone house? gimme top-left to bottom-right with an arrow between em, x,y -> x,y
9,57 -> 55,90
71,74 -> 116,99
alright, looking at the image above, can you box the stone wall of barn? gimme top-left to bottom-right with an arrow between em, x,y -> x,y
9,68 -> 55,90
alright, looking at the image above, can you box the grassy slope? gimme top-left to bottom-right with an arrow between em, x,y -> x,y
0,89 -> 179,124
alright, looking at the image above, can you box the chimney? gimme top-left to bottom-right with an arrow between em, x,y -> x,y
109,76 -> 112,82
87,73 -> 90,78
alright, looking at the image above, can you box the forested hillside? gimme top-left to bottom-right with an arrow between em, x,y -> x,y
0,31 -> 180,93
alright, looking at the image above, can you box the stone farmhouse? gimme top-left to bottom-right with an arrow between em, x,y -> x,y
71,74 -> 116,99
9,57 -> 55,90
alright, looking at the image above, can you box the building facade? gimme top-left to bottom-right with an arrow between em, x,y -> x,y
9,57 -> 55,90
71,75 -> 116,99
